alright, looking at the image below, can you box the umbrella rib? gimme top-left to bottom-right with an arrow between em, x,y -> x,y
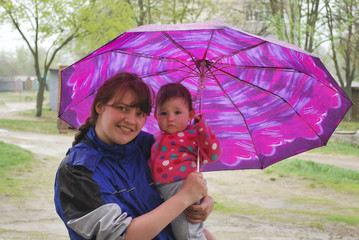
211,64 -> 299,73
211,61 -> 350,101
213,66 -> 328,146
208,41 -> 350,101
160,31 -> 217,75
161,31 -> 198,64
206,64 -> 300,77
202,29 -> 215,61
139,65 -> 199,79
214,41 -> 268,62
114,49 -> 176,62
113,48 -> 200,75
208,70 -> 265,168
59,90 -> 97,117
78,47 -> 199,75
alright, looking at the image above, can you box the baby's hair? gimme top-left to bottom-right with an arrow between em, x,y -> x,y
155,83 -> 193,112
73,72 -> 153,146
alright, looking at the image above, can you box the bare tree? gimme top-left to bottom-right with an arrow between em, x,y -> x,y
324,0 -> 359,104
125,0 -> 158,25
0,0 -> 84,117
0,0 -> 135,116
269,0 -> 323,52
125,0 -> 215,26
209,0 -> 271,36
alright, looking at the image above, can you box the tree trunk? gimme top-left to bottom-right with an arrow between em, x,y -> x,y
35,76 -> 45,117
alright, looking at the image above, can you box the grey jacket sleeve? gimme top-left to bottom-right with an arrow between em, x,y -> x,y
67,203 -> 132,240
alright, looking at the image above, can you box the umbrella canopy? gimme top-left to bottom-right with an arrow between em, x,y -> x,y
59,20 -> 352,172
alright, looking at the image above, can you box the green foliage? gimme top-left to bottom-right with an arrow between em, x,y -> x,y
70,0 -> 136,56
0,0 -> 93,116
1,0 -> 83,49
73,0 -> 217,56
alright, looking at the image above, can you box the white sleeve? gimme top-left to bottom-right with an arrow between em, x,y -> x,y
67,203 -> 132,240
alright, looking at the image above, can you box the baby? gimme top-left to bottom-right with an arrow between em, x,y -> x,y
149,83 -> 222,240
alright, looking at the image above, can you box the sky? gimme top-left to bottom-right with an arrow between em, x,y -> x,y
0,24 -> 26,52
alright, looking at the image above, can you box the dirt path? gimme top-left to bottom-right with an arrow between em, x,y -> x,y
0,101 -> 358,239
0,129 -> 73,240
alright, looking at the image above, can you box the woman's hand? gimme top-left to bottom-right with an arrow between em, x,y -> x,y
125,172 -> 207,240
184,195 -> 214,223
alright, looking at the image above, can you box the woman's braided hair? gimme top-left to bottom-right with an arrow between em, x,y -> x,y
72,72 -> 153,146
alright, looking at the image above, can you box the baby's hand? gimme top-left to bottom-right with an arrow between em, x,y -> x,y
194,114 -> 203,124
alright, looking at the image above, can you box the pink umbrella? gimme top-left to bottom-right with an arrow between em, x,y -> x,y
59,20 -> 352,172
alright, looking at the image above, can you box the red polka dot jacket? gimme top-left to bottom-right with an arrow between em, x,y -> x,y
149,117 -> 222,185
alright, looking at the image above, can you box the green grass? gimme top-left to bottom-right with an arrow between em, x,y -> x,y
0,90 -> 59,134
0,90 -> 38,103
0,118 -> 58,134
19,107 -> 56,118
0,141 -> 33,170
336,120 -> 359,132
289,208 -> 359,226
0,108 -> 59,134
325,214 -> 359,225
213,174 -> 359,227
214,201 -> 270,215
265,158 -> 359,184
214,196 -> 359,226
288,197 -> 334,205
310,141 -> 359,157
265,159 -> 359,194
0,141 -> 35,196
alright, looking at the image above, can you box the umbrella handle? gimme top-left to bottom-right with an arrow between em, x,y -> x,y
195,148 -> 205,205
197,149 -> 200,172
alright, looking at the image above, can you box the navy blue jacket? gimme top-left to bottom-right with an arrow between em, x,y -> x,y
54,126 -> 175,240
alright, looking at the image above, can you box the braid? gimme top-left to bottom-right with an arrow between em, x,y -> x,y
72,117 -> 95,146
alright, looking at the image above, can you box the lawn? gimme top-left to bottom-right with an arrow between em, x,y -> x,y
265,158 -> 359,194
0,141 -> 35,196
0,90 -> 38,104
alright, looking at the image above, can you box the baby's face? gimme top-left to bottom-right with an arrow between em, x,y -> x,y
155,97 -> 194,134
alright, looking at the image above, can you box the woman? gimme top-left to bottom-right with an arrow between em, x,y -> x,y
54,72 -> 214,240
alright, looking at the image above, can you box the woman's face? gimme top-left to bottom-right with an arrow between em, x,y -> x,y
95,90 -> 147,145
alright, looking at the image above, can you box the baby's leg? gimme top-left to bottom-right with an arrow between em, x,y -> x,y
204,228 -> 216,240
158,181 -> 206,240
171,212 -> 206,240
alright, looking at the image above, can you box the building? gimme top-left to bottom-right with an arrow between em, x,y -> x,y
0,76 -> 36,92
351,82 -> 359,121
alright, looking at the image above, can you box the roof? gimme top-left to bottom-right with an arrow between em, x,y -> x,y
352,81 -> 359,89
